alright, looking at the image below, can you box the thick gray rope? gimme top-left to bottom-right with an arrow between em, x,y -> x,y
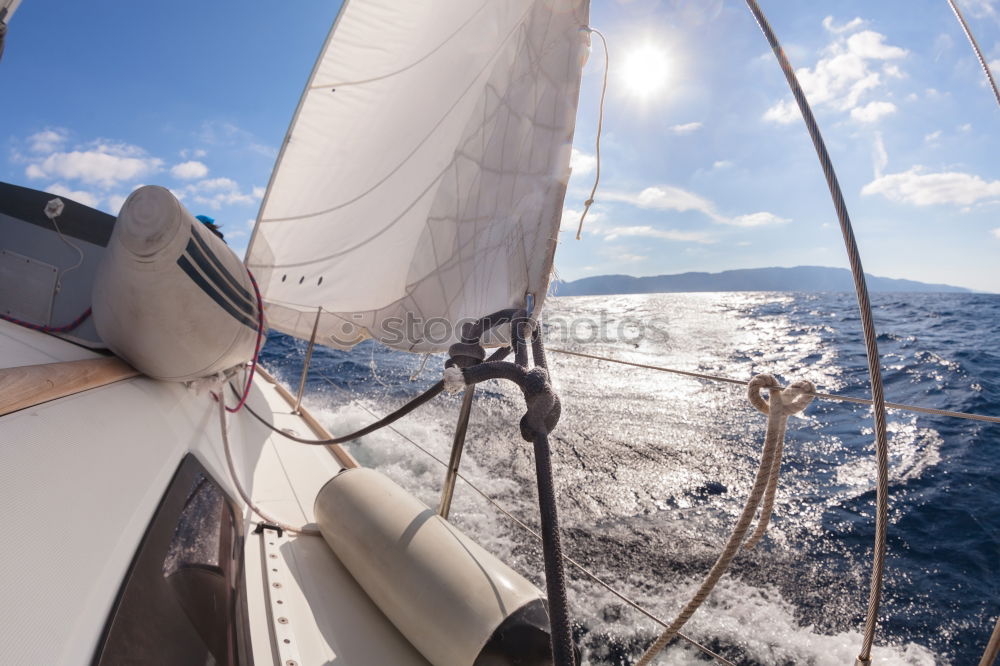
446,312 -> 574,666
947,0 -> 1000,109
635,375 -> 814,665
743,4 -> 891,661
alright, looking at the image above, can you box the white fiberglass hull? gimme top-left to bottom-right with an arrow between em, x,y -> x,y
0,318 -> 427,665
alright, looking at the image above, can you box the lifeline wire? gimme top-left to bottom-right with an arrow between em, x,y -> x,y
216,396 -> 320,536
947,0 -> 1000,109
745,5 -> 891,661
575,27 -> 609,240
547,347 -> 1000,425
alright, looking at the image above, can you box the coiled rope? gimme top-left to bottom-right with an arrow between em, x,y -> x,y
635,375 -> 815,665
744,3 -> 890,662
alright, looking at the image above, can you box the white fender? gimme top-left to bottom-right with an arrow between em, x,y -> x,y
314,468 -> 554,666
92,186 -> 258,382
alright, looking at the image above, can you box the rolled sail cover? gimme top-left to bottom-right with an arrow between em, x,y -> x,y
247,0 -> 591,352
92,186 -> 259,381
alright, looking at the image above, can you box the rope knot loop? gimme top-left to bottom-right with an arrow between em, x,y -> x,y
748,374 -> 816,416
518,367 -> 561,441
446,341 -> 486,369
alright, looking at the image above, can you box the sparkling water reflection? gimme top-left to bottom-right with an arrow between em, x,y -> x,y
262,291 -> 1000,665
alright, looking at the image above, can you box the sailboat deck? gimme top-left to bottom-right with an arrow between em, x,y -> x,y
239,370 -> 429,665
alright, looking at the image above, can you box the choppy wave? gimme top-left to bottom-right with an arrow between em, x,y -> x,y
262,291 -> 1000,664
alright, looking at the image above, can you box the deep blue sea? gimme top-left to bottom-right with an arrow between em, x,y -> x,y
261,291 -> 999,665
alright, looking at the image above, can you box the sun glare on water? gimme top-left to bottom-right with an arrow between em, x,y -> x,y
621,44 -> 670,98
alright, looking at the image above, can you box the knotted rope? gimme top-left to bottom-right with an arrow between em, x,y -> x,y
444,309 -> 574,666
635,374 -> 814,666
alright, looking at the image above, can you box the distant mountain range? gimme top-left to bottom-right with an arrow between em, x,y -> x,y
551,266 -> 971,296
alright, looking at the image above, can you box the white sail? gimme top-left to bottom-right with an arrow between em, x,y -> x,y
0,0 -> 23,19
247,0 -> 590,352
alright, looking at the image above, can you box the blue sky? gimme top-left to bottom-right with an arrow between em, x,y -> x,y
3,0 -> 998,291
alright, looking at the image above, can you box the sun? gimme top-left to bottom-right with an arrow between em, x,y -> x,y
621,44 -> 670,98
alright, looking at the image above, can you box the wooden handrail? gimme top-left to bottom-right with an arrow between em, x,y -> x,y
0,357 -> 139,417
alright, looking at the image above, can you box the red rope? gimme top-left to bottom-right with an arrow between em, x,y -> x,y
225,270 -> 265,413
0,307 -> 92,333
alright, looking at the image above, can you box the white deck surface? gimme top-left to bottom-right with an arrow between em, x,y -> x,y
0,318 -> 100,367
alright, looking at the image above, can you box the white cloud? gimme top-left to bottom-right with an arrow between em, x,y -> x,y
846,31 -> 907,60
45,183 -> 100,209
992,227 -> 1000,239
600,246 -> 647,264
106,193 -> 128,215
958,123 -> 972,132
713,160 -> 734,170
170,160 -> 209,180
252,186 -> 265,199
924,130 -> 942,143
962,0 -> 998,19
25,141 -> 162,188
862,166 -> 1000,206
882,63 -> 904,78
873,132 -> 888,178
569,148 -> 596,176
198,121 -> 276,158
560,207 -> 600,231
28,129 -> 69,154
180,148 -> 207,159
603,185 -> 790,227
727,212 -> 790,227
670,121 -> 703,134
763,99 -> 799,124
563,204 -> 714,244
851,100 -> 897,123
193,177 -> 239,191
613,252 -> 647,263
763,23 -> 907,124
186,176 -> 260,210
604,185 -> 718,218
822,16 -> 865,34
602,225 -> 714,243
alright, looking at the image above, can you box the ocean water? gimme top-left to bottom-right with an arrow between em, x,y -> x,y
260,291 -> 1000,665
